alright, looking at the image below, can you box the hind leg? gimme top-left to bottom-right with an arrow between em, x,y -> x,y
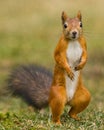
49,86 -> 66,124
69,86 -> 91,120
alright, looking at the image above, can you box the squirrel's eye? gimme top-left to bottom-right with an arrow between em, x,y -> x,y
80,22 -> 82,28
64,23 -> 68,28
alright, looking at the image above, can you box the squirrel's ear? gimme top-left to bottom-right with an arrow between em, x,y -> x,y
61,11 -> 68,24
77,11 -> 82,21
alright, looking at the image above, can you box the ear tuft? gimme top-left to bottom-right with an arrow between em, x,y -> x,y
61,11 -> 68,24
77,11 -> 82,21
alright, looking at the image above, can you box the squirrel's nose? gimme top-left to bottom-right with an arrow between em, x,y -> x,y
72,31 -> 77,36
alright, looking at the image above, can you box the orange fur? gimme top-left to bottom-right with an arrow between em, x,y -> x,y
49,11 -> 91,124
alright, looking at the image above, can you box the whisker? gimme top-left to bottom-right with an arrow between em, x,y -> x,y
83,30 -> 104,39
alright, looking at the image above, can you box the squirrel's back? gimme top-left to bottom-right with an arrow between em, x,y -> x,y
7,64 -> 52,109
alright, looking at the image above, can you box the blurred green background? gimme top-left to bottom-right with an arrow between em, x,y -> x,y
0,0 -> 104,70
0,0 -> 104,129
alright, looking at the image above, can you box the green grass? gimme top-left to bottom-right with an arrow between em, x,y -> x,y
0,0 -> 104,129
0,102 -> 103,130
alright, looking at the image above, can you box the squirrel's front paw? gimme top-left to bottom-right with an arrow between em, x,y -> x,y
67,71 -> 74,80
75,65 -> 82,71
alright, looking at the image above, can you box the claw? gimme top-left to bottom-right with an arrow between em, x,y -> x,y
67,71 -> 74,80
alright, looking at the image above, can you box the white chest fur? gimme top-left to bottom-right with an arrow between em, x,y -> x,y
66,40 -> 82,101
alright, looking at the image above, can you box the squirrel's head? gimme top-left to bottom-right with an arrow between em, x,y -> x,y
61,11 -> 83,40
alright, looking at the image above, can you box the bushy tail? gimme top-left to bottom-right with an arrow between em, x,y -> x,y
7,64 -> 52,109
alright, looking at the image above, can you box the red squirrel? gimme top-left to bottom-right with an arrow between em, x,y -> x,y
7,11 -> 91,124
49,11 -> 91,124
